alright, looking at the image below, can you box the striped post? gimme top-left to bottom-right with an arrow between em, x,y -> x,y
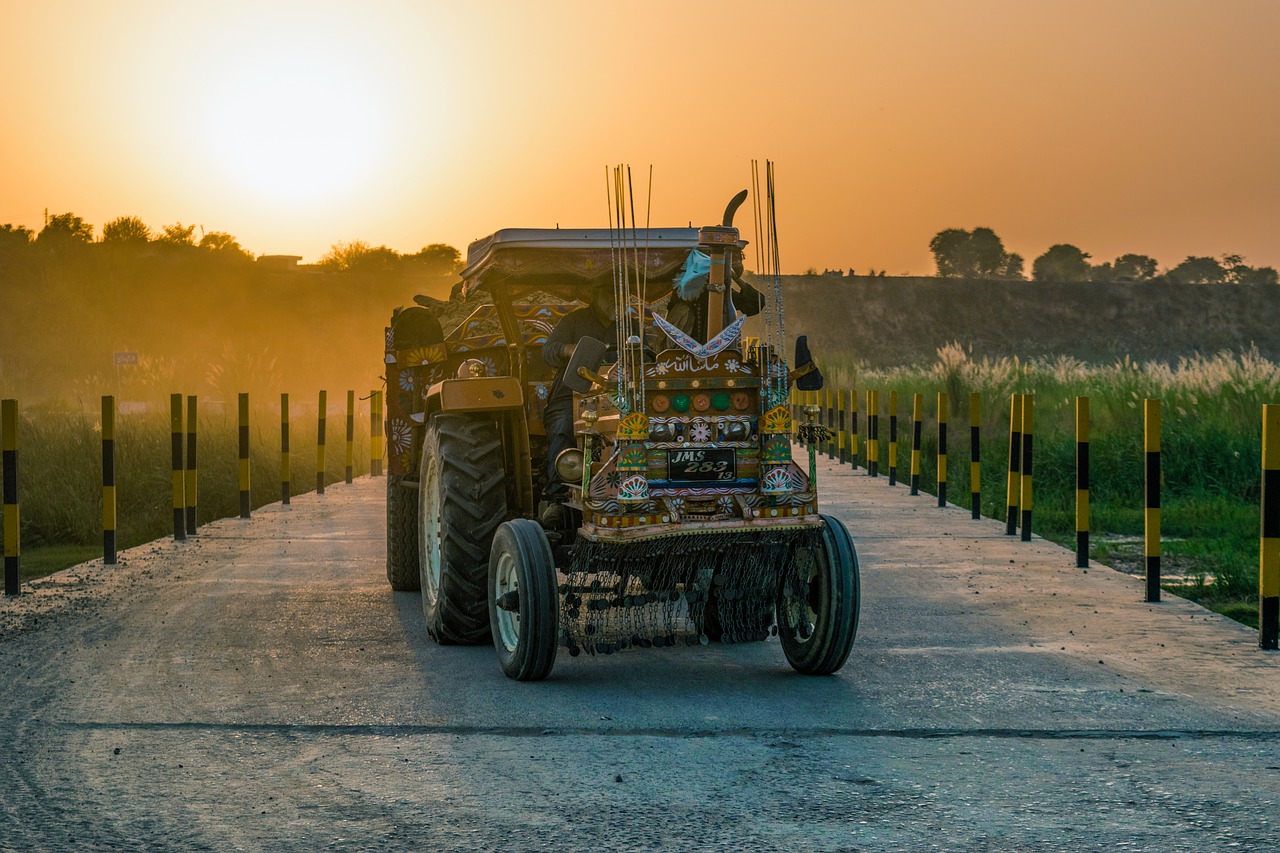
345,390 -> 355,484
170,393 -> 185,541
910,393 -> 923,496
371,390 -> 384,477
185,395 -> 198,535
867,390 -> 880,478
969,393 -> 981,519
849,388 -> 859,470
829,386 -> 839,461
837,389 -> 848,465
3,399 -> 19,596
281,393 -> 291,505
102,396 -> 117,565
887,390 -> 899,486
317,390 -> 327,494
238,393 -> 251,519
1020,394 -> 1034,541
1261,405 -> 1280,649
1076,396 -> 1090,568
937,392 -> 948,508
1006,393 -> 1023,535
1144,399 -> 1161,602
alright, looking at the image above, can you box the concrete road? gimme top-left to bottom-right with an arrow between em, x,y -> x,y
1,456 -> 1278,852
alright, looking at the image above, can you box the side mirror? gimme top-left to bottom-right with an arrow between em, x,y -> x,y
794,335 -> 824,391
562,336 -> 609,394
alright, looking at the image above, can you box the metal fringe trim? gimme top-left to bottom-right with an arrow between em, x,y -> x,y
559,527 -> 822,657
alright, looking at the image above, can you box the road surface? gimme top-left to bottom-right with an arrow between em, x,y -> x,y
1,455 -> 1278,851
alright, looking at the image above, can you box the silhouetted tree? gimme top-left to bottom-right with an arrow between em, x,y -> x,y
1217,254 -> 1278,286
0,224 -> 35,274
1113,254 -> 1159,281
929,227 -> 1022,279
0,224 -> 34,253
37,212 -> 93,247
198,231 -> 253,262
318,240 -> 402,274
1032,244 -> 1092,282
102,216 -> 152,245
154,223 -> 197,249
406,243 -> 463,276
1168,256 -> 1226,284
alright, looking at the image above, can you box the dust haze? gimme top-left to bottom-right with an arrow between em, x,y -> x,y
0,239 -> 455,411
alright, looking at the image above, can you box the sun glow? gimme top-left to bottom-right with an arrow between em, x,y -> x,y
201,48 -> 389,206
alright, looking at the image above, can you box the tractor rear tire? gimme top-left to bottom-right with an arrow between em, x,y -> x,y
777,514 -> 860,675
489,519 -> 558,681
419,414 -> 507,644
386,474 -> 420,591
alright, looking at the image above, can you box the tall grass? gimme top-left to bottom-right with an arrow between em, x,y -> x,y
825,344 -> 1279,621
0,396 -> 371,579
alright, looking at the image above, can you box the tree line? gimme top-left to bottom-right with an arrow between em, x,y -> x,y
928,227 -> 1278,285
0,212 -> 463,278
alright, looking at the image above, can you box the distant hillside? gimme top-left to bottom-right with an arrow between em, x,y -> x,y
752,275 -> 1280,367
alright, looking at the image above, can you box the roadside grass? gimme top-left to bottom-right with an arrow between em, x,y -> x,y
1,400 -> 371,583
823,345 -> 1277,628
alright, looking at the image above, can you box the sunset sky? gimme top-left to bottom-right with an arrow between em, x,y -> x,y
3,0 -> 1277,275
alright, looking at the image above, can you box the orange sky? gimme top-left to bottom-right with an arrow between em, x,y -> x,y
3,0 -> 1277,275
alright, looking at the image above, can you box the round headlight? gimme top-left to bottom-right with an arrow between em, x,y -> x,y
650,422 -> 674,442
555,448 -> 585,483
724,421 -> 750,441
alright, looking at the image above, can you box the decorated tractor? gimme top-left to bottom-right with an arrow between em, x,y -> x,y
384,189 -> 858,680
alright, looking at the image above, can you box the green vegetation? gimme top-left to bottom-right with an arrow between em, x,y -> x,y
826,344 -> 1278,626
0,401 -> 371,582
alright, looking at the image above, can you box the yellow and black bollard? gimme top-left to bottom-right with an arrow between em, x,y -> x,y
969,393 -> 981,519
238,393 -> 251,519
185,395 -> 198,535
102,396 -> 116,565
170,393 -> 185,541
867,390 -> 880,478
371,390 -> 384,476
3,399 -> 19,595
1020,394 -> 1034,541
937,392 -> 948,508
837,389 -> 848,465
281,393 -> 291,505
1144,399 -> 1161,602
1076,396 -> 1090,568
345,390 -> 356,484
887,390 -> 898,486
317,390 -> 328,495
829,389 -> 839,461
1260,405 -> 1280,649
1006,393 -> 1023,535
849,388 -> 859,470
910,393 -> 923,496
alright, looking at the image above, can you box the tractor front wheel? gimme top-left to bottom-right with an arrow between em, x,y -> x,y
489,519 -> 559,681
777,515 -> 860,675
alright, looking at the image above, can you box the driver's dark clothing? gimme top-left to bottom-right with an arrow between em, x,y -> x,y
542,305 -> 612,499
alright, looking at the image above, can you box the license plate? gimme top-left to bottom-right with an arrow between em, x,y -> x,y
666,448 -> 737,482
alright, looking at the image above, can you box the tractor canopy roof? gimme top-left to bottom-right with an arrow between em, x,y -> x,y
460,227 -> 703,301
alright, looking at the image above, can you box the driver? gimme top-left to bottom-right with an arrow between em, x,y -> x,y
540,281 -> 618,524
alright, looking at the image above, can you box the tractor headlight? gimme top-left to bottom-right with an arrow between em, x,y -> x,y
650,422 -> 674,442
555,448 -> 585,483
724,420 -> 751,440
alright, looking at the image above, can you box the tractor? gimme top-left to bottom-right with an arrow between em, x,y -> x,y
384,190 -> 858,680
